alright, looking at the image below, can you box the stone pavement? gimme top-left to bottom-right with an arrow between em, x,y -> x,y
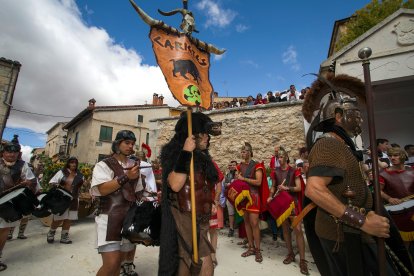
2,217 -> 320,276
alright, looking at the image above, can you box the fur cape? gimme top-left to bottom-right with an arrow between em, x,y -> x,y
158,134 -> 219,276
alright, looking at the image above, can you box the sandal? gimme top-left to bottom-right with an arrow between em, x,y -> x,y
241,248 -> 255,257
237,239 -> 248,246
0,261 -> 7,271
300,259 -> 309,275
255,248 -> 263,263
283,253 -> 295,264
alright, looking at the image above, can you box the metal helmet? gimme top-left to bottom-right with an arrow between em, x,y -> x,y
111,130 -> 136,153
302,73 -> 365,146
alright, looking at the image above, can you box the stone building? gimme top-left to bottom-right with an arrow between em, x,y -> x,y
63,97 -> 183,165
0,57 -> 21,139
154,102 -> 305,171
322,8 -> 414,146
45,122 -> 68,160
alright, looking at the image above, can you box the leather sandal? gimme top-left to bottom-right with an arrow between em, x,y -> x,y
241,248 -> 255,257
300,259 -> 309,275
254,248 -> 263,263
283,253 -> 295,264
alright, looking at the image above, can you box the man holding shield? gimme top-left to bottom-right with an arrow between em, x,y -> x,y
159,111 -> 221,275
0,135 -> 37,271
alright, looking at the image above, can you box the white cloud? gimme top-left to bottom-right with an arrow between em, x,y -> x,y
282,45 -> 301,71
20,145 -> 33,163
0,0 -> 175,134
196,0 -> 237,28
235,24 -> 249,33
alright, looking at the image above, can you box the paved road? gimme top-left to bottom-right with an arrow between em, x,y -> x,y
2,217 -> 320,275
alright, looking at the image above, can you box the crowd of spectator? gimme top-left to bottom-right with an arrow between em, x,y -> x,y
213,85 -> 311,110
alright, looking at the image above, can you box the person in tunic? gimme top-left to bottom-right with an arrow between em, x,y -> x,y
90,130 -> 141,276
236,142 -> 269,263
303,73 -> 396,276
47,156 -> 84,244
379,146 -> 414,259
0,135 -> 37,271
158,111 -> 221,276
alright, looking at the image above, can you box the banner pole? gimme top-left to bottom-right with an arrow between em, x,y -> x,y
358,47 -> 386,276
187,106 -> 199,263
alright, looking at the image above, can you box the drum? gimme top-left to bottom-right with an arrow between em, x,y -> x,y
226,179 -> 252,216
35,187 -> 73,216
122,200 -> 161,246
385,199 -> 414,233
267,191 -> 295,227
32,193 -> 51,218
0,186 -> 39,222
385,199 -> 414,215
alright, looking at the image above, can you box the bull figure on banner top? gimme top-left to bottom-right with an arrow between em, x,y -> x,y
129,0 -> 225,111
129,0 -> 224,55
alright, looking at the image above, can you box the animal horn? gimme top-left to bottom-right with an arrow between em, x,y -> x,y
158,9 -> 184,16
129,0 -> 158,26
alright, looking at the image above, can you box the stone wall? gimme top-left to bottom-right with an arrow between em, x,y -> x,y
155,101 -> 306,171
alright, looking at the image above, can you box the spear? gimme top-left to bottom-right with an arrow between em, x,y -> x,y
358,47 -> 386,276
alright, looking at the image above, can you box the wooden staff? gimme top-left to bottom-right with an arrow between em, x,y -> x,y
358,47 -> 386,276
186,107 -> 199,263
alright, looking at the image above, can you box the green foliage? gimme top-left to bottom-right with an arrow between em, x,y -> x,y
335,0 -> 414,52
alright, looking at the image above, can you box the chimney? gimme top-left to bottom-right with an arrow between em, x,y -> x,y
88,98 -> 96,109
152,93 -> 158,105
158,95 -> 164,105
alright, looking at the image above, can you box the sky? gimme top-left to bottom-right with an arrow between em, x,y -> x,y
1,0 -> 371,160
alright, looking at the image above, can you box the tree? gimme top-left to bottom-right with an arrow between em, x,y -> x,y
335,0 -> 414,52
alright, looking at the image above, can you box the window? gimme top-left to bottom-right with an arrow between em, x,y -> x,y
137,115 -> 144,123
146,133 -> 149,145
99,126 -> 113,141
74,132 -> 79,146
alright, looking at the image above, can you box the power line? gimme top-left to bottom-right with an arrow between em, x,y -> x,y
11,108 -> 73,119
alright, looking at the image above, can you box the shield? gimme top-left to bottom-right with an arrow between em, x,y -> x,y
149,27 -> 214,110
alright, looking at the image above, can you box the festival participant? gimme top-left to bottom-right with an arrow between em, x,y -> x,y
236,142 -> 269,263
379,147 -> 414,258
90,130 -> 140,276
0,135 -> 37,271
209,164 -> 224,268
158,111 -> 221,275
47,156 -> 84,244
223,160 -> 237,237
303,74 -> 395,275
268,149 -> 308,274
151,158 -> 163,193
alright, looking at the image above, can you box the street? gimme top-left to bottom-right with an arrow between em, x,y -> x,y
2,217 -> 320,276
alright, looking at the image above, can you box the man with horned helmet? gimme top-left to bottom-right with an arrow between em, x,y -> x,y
159,111 -> 221,276
303,73 -> 398,275
0,135 -> 37,271
91,130 -> 141,276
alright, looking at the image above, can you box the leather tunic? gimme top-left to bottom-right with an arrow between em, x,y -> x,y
59,169 -> 84,211
0,159 -> 25,193
380,167 -> 414,199
171,172 -> 214,223
98,157 -> 138,241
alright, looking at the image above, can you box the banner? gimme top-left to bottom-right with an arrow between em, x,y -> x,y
150,27 -> 214,110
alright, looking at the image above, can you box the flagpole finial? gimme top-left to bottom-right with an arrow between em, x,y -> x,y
358,47 -> 372,60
